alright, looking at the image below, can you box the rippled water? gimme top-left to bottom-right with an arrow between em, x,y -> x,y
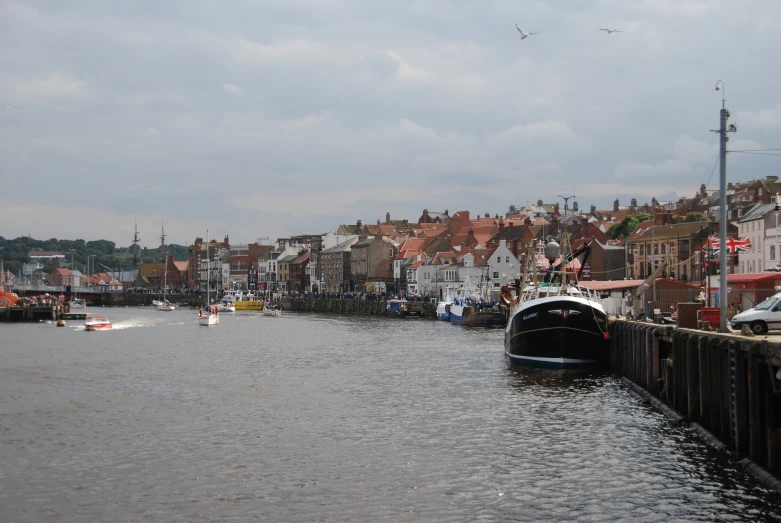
1,308 -> 780,522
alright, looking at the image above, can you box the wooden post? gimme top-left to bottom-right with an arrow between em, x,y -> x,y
748,343 -> 766,464
687,335 -> 699,422
720,340 -> 733,446
734,342 -> 749,456
652,327 -> 661,396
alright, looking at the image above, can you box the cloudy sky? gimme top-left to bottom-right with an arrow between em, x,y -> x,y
2,0 -> 781,249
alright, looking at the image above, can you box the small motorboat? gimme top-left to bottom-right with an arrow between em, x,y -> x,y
56,319 -> 67,327
85,316 -> 112,331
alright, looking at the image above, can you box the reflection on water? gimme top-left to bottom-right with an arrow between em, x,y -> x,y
1,308 -> 779,522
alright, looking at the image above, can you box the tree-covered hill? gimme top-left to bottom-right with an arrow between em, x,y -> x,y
0,235 -> 189,276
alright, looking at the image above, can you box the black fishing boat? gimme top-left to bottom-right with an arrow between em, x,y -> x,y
504,200 -> 609,368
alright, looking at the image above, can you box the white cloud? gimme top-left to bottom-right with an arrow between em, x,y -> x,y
737,103 -> 781,129
613,159 -> 692,179
221,83 -> 243,95
673,135 -> 717,165
5,72 -> 88,101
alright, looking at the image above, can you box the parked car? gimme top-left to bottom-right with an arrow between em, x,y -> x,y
729,292 -> 781,334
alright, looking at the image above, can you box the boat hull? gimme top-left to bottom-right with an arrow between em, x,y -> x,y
199,314 -> 220,326
435,302 -> 451,321
504,297 -> 608,368
450,305 -> 505,328
234,302 -> 263,311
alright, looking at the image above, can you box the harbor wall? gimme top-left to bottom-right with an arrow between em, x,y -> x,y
610,320 -> 781,491
281,297 -> 437,318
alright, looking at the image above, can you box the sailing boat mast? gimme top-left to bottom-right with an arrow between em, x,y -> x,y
205,228 -> 210,306
160,223 -> 167,302
131,218 -> 140,283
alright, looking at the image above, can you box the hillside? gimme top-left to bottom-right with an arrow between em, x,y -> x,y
0,235 -> 189,276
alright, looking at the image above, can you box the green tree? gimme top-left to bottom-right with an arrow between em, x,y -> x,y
684,212 -> 708,223
608,213 -> 653,240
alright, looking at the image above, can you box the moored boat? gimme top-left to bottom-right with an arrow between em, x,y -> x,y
224,290 -> 263,311
85,315 -> 112,331
504,215 -> 608,368
387,298 -> 422,318
69,297 -> 86,309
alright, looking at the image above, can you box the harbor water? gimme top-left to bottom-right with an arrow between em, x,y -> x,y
1,308 -> 780,521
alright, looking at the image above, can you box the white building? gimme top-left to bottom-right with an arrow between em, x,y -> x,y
736,203 -> 775,273
488,240 -> 520,289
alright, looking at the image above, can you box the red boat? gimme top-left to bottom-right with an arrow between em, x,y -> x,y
85,316 -> 112,331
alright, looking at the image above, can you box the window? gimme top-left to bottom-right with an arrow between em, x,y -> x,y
653,244 -> 658,255
640,244 -> 644,255
496,257 -> 500,263
661,243 -> 666,254
506,256 -> 510,263
679,240 -> 689,253
493,271 -> 499,278
772,245 -> 776,261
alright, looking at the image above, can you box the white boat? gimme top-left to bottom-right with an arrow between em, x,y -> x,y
199,307 -> 220,326
262,307 -> 281,317
157,224 -> 176,312
199,228 -> 220,326
69,297 -> 87,309
214,298 -> 235,313
85,315 -> 112,331
157,300 -> 176,311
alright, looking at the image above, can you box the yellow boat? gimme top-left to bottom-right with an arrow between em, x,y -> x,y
224,290 -> 264,311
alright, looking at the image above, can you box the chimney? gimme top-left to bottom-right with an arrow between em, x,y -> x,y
467,227 -> 477,245
377,218 -> 381,225
485,212 -> 490,218
357,219 -> 362,231
524,216 -> 532,226
551,217 -> 559,231
590,204 -> 596,215
537,199 -> 543,206
499,218 -> 505,231
581,217 -> 588,227
386,212 -> 390,225
613,198 -> 619,212
630,198 -> 637,208
654,212 -> 664,225
573,201 -> 578,212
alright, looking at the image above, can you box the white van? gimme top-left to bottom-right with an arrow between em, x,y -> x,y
730,292 -> 781,334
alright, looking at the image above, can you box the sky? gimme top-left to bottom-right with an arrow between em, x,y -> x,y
2,0 -> 781,249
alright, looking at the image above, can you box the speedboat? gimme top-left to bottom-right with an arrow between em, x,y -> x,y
262,307 -> 281,317
157,300 -> 176,311
214,299 -> 236,313
85,316 -> 112,331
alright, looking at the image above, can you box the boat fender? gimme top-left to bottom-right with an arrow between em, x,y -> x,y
603,332 -> 610,341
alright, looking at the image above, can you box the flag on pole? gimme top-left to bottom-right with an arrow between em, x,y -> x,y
708,235 -> 752,254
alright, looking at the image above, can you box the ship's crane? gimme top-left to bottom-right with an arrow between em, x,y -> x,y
629,262 -> 668,318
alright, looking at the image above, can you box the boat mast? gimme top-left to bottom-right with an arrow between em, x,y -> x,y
132,218 -> 140,284
205,229 -> 210,306
557,194 -> 575,286
160,223 -> 167,301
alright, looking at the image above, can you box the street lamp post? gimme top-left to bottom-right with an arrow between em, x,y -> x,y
711,80 -> 737,332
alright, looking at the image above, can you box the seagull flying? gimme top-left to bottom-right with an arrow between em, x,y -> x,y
599,28 -> 622,34
516,24 -> 538,40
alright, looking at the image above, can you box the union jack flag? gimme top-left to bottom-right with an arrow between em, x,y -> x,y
708,235 -> 752,254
